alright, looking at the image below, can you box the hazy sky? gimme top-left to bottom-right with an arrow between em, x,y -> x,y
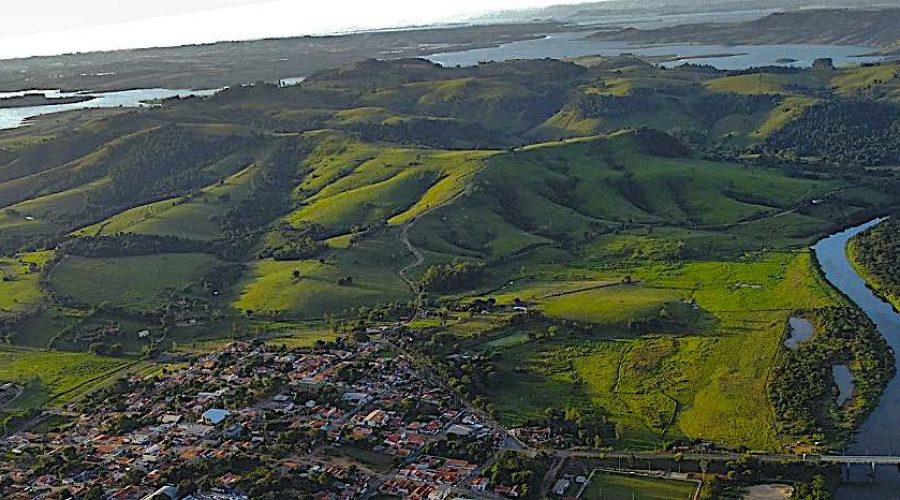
0,0 -> 588,59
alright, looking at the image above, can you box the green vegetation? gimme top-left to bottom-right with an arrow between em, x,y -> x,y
770,307 -> 895,442
0,251 -> 51,318
483,451 -> 547,498
463,252 -> 840,450
0,55 -> 898,455
234,245 -> 409,319
582,472 -> 697,500
77,163 -> 262,241
849,218 -> 900,310
0,346 -> 129,410
765,101 -> 900,166
49,253 -> 225,312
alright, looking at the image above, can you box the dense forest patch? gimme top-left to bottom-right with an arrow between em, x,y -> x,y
769,306 -> 894,442
765,100 -> 900,166
849,218 -> 900,309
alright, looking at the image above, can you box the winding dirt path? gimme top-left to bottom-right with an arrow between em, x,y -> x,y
398,220 -> 425,289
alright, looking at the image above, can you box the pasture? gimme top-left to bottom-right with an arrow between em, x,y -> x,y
233,240 -> 410,320
49,253 -> 224,312
0,346 -> 129,410
476,251 -> 839,450
581,472 -> 698,500
0,251 -> 51,317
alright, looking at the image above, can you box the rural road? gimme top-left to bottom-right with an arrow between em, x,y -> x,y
398,220 -> 425,288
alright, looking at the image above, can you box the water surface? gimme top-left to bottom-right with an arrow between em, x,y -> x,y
427,32 -> 887,70
833,364 -> 855,407
0,88 -> 220,130
784,317 -> 814,350
814,218 -> 900,499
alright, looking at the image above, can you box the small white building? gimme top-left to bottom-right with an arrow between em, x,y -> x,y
552,478 -> 570,496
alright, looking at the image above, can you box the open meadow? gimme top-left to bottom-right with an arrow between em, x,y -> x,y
465,251 -> 840,450
49,253 -> 224,312
581,472 -> 698,500
0,346 -> 130,411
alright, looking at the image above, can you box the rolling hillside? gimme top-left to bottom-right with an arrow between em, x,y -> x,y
591,8 -> 900,49
2,56 -> 899,451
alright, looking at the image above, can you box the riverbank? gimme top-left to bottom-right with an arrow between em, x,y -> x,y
809,218 -> 900,499
0,94 -> 94,109
846,233 -> 900,314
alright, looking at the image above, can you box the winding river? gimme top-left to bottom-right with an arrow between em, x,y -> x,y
814,218 -> 900,498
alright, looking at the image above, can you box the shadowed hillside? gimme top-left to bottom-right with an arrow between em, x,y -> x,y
1,56 -> 899,453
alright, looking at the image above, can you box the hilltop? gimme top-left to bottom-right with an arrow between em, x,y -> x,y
591,8 -> 900,50
1,56 -> 899,455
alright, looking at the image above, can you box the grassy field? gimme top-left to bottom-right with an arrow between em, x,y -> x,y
233,236 -> 410,319
50,253 -> 224,311
476,251 -> 839,450
264,325 -> 340,348
76,160 -> 260,241
284,135 -> 492,233
0,251 -> 52,317
581,472 -> 698,500
0,346 -> 130,410
9,307 -> 79,349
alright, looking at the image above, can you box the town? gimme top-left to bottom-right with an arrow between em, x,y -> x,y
0,337 -> 542,499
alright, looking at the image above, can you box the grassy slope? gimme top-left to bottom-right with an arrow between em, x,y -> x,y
476,251 -> 839,450
234,231 -> 410,319
50,253 -> 224,311
407,133 -> 843,268
285,137 -> 493,232
76,159 -> 259,240
0,251 -> 52,316
0,346 -> 129,410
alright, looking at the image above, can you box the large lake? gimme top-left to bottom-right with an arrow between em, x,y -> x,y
426,32 -> 887,70
0,88 -> 219,131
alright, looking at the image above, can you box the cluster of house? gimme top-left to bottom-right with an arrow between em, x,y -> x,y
380,455 -> 479,499
509,427 -> 552,447
0,340 -> 510,499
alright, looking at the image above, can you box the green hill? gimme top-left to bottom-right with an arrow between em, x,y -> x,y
1,57 -> 899,451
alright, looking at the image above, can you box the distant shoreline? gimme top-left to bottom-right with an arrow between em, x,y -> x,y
0,93 -> 95,109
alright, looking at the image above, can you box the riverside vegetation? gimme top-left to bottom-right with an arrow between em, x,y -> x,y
1,55 -> 900,461
849,217 -> 900,311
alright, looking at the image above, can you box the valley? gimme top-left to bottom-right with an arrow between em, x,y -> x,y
2,19 -> 900,497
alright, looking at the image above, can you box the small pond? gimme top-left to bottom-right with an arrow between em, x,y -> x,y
833,364 -> 855,407
784,317 -> 814,350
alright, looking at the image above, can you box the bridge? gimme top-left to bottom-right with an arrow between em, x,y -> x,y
821,456 -> 900,465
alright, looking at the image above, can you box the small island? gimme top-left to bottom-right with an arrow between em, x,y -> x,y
0,93 -> 95,109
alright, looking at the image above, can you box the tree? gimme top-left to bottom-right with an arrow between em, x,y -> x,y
89,342 -> 108,356
83,486 -> 104,500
